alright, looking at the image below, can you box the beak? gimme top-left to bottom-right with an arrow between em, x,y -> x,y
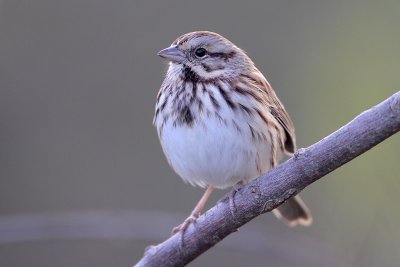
157,46 -> 185,63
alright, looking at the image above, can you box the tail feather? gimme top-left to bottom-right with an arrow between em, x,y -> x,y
272,195 -> 312,227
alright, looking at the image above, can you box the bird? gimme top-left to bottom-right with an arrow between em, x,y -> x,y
154,31 -> 312,235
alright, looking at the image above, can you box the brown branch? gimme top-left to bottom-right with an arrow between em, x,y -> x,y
135,92 -> 400,267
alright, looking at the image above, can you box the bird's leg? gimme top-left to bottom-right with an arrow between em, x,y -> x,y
172,186 -> 214,235
229,181 -> 244,218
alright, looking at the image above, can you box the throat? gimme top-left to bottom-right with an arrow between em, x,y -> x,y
166,66 -> 199,127
182,65 -> 200,83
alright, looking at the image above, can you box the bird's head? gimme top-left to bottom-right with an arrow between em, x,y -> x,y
158,31 -> 254,81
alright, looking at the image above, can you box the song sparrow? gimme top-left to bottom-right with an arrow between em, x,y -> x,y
154,31 -> 312,234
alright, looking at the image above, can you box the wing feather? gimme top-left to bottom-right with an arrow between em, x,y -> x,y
247,73 -> 296,154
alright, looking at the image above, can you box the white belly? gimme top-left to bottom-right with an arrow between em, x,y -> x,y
158,114 -> 275,189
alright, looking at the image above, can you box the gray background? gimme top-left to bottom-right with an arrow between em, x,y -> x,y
1,0 -> 399,266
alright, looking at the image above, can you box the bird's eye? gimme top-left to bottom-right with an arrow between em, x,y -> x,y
194,48 -> 207,58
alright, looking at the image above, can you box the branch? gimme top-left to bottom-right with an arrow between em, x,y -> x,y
135,92 -> 400,267
0,211 -> 344,266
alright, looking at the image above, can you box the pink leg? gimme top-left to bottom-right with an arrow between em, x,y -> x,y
172,186 -> 214,235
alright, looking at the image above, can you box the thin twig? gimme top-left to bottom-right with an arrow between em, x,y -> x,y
135,92 -> 400,267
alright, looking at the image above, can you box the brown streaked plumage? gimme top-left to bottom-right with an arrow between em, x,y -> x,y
154,31 -> 312,237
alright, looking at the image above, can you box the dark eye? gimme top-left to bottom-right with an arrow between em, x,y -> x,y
194,47 -> 207,58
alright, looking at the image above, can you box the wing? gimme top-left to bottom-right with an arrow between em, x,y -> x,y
258,75 -> 296,154
265,82 -> 296,153
269,96 -> 296,153
241,72 -> 296,154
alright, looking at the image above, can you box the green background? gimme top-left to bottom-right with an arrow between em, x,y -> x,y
1,0 -> 399,266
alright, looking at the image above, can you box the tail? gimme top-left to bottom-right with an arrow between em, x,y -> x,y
272,195 -> 312,227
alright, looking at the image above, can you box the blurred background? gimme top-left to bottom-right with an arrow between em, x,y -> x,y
1,0 -> 399,266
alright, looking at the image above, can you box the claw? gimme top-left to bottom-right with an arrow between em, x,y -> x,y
170,186 -> 214,252
229,182 -> 243,218
229,190 -> 237,218
171,213 -> 199,235
171,213 -> 200,253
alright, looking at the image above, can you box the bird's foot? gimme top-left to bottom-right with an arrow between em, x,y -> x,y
229,190 -> 237,218
171,212 -> 200,253
171,212 -> 199,235
229,182 -> 243,218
